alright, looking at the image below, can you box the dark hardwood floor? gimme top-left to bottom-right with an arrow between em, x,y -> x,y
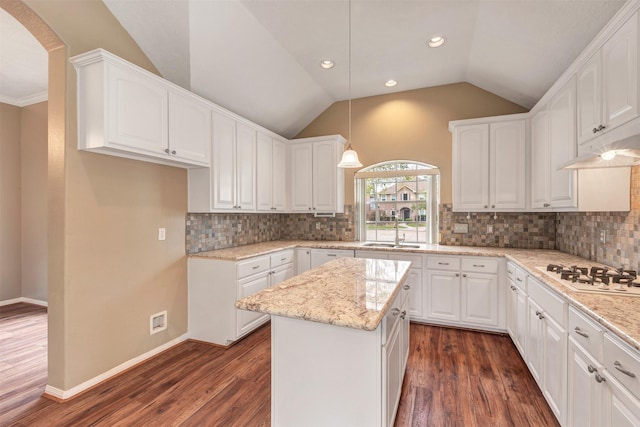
2,303 -> 559,426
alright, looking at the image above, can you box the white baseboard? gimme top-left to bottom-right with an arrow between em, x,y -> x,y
44,333 -> 188,400
0,297 -> 48,307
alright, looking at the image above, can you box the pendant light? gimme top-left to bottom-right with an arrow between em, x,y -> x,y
337,0 -> 363,169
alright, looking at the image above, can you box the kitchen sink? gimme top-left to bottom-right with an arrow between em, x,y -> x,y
362,243 -> 422,249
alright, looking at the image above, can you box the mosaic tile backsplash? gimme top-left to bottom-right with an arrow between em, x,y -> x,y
187,165 -> 639,269
556,165 -> 640,271
439,204 -> 557,249
186,206 -> 355,254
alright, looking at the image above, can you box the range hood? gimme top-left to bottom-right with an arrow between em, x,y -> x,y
560,134 -> 640,169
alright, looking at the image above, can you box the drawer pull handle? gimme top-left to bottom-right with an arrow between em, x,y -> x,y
252,265 -> 260,270
595,373 -> 606,383
327,254 -> 337,257
281,257 -> 287,261
438,262 -> 450,265
614,361 -> 636,378
391,308 -> 401,316
588,364 -> 596,373
508,270 -> 513,274
516,278 -> 523,282
403,285 -> 411,290
535,311 -> 544,320
473,264 -> 485,268
510,285 -> 516,290
574,327 -> 589,338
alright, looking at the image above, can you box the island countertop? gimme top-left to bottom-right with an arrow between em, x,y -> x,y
235,257 -> 412,331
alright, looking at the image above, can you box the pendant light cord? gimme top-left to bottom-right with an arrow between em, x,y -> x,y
348,0 -> 352,149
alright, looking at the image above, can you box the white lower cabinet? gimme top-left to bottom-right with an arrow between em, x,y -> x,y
424,255 -> 503,331
568,337 -> 603,427
188,249 -> 294,345
356,251 -> 425,320
506,263 -> 528,357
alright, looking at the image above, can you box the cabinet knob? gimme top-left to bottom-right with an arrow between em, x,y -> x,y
455,273 -> 460,277
400,310 -> 407,320
462,273 -> 467,278
484,205 -> 488,208
308,207 -> 312,210
171,150 -> 176,155
598,124 -> 606,131
543,203 -> 550,208
593,127 -> 599,134
164,148 -> 170,154
587,364 -> 596,373
594,373 -> 606,383
491,205 -> 495,208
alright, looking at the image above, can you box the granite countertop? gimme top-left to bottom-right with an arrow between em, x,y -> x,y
196,240 -> 640,351
235,257 -> 412,331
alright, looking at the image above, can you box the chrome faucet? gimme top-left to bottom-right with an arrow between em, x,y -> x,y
394,217 -> 405,246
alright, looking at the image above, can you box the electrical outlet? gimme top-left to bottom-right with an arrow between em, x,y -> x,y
158,228 -> 166,241
487,225 -> 493,233
600,230 -> 607,244
150,310 -> 167,335
315,223 -> 321,230
453,223 -> 469,234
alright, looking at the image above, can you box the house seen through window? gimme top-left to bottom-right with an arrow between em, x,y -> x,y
355,160 -> 440,244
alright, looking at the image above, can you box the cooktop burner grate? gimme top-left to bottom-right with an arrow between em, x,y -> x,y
537,264 -> 640,297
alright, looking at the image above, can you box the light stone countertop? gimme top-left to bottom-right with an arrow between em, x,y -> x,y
235,257 -> 412,331
194,240 -> 640,351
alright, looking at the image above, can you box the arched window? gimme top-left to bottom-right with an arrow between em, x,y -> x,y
355,160 -> 440,244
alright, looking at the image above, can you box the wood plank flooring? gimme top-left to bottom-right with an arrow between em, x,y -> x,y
2,303 -> 559,426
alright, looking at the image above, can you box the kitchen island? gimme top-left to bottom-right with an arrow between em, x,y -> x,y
236,257 -> 412,427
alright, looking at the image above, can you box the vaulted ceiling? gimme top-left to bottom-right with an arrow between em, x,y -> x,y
1,1 -> 626,138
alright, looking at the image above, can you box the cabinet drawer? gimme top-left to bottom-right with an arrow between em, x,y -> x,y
604,333 -> 640,400
461,257 -> 498,274
528,277 -> 567,326
426,256 -> 460,271
569,306 -> 604,360
270,250 -> 294,268
514,267 -> 527,291
355,250 -> 389,260
388,253 -> 424,270
237,255 -> 270,279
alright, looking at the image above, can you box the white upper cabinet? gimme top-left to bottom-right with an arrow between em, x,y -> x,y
531,79 -> 578,210
71,49 -> 210,168
256,132 -> 287,212
453,124 -> 490,211
188,111 -> 257,212
452,119 -> 526,211
577,11 -> 639,152
289,136 -> 345,213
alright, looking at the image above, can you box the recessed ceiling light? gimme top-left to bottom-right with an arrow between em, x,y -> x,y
385,80 -> 397,87
428,36 -> 445,48
320,60 -> 335,69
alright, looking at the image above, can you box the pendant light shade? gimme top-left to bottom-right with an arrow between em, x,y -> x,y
338,144 -> 362,168
337,0 -> 363,169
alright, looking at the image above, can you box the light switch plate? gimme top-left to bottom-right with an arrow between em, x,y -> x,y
453,223 -> 469,234
158,228 -> 166,241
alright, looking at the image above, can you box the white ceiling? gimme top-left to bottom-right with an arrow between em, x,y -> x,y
0,8 -> 47,107
1,1 -> 626,137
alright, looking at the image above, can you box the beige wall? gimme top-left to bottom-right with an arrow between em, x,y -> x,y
13,0 -> 188,391
296,82 -> 528,205
0,103 -> 22,301
21,101 -> 48,301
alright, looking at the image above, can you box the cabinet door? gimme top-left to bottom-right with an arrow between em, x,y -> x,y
107,64 -> 168,155
602,13 -> 638,130
426,271 -> 460,322
506,281 -> 518,340
236,274 -> 270,337
289,143 -> 313,211
527,299 -> 544,385
461,272 -> 498,327
603,374 -> 640,427
256,132 -> 273,211
515,288 -> 528,357
295,248 -> 311,275
548,79 -> 577,209
567,339 -> 602,427
530,108 -> 550,209
577,53 -> 602,145
236,123 -> 256,210
211,111 -> 237,210
401,296 -> 411,372
168,90 -> 211,166
490,120 -> 526,209
453,124 -> 490,210
384,322 -> 403,427
543,316 -> 567,423
272,139 -> 287,211
312,140 -> 338,212
271,264 -> 294,286
405,269 -> 423,319
309,249 -> 353,269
